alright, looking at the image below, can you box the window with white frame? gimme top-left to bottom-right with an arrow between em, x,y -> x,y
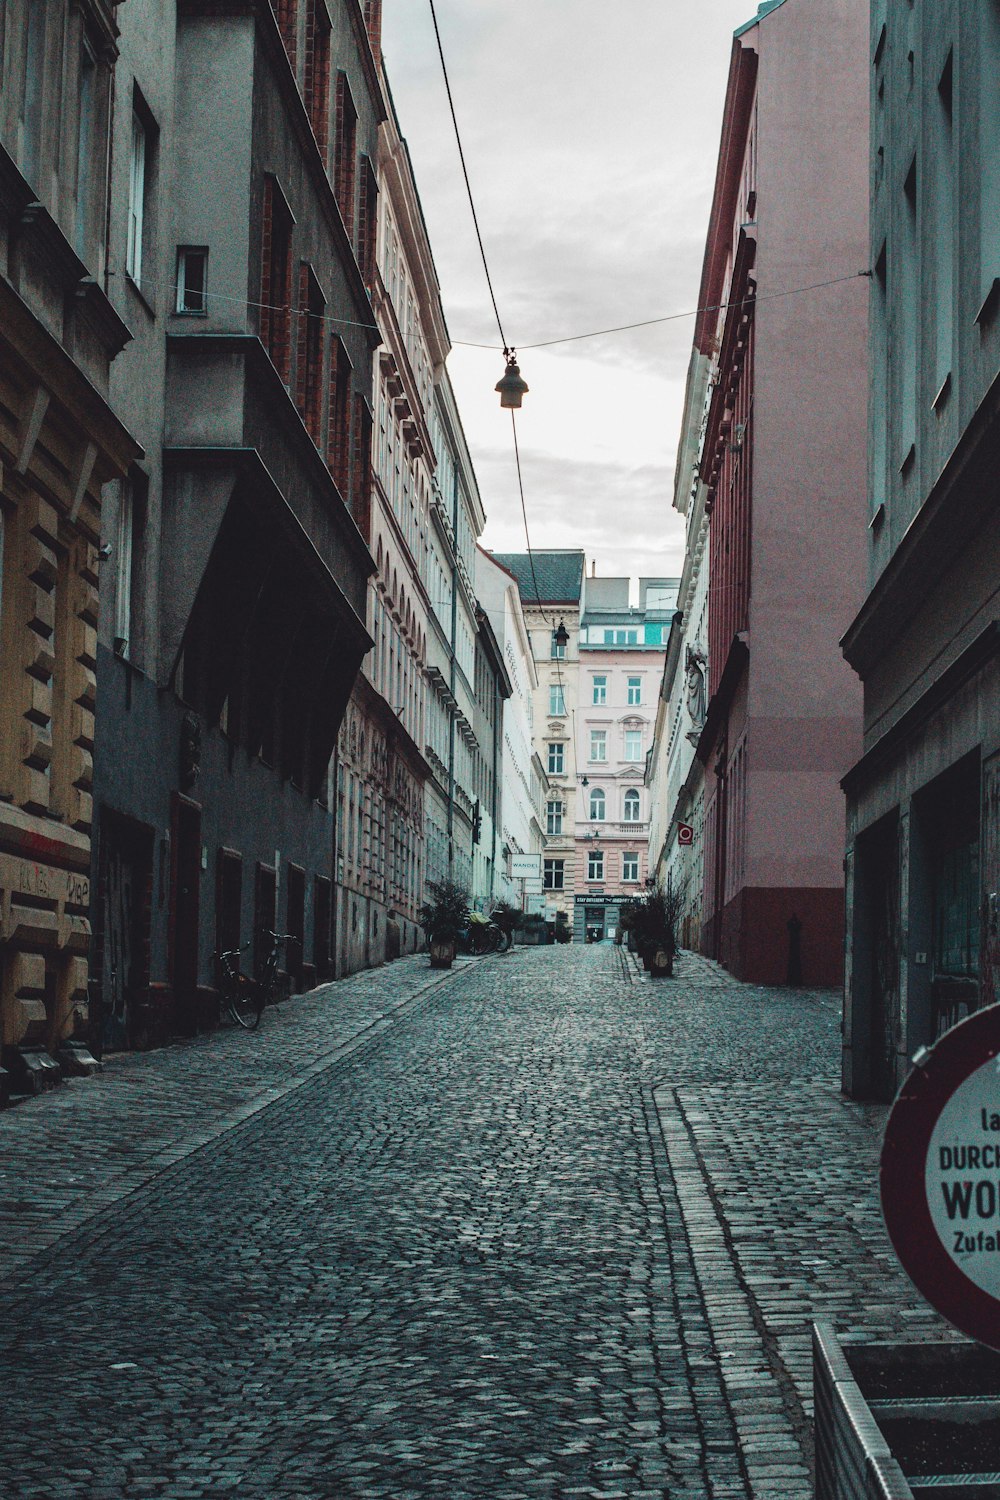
592,674 -> 607,705
547,741 -> 564,774
589,787 -> 605,821
543,858 -> 565,890
623,788 -> 641,823
587,849 -> 604,881
622,851 -> 639,883
604,628 -> 638,645
590,729 -> 607,762
551,630 -> 566,659
624,729 -> 643,762
126,106 -> 153,287
114,480 -> 134,653
549,683 -> 566,716
627,676 -> 641,706
546,800 -> 563,835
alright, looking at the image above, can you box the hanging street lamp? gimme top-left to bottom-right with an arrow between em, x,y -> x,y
496,349 -> 528,409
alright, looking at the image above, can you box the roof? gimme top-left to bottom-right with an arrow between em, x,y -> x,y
735,0 -> 790,39
489,550 -> 585,606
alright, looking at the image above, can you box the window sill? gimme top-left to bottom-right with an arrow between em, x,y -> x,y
898,443 -> 916,477
931,372 -> 951,413
868,502 -> 885,533
975,277 -> 999,327
125,272 -> 156,320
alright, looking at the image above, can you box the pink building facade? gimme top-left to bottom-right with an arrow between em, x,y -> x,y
694,0 -> 869,985
573,578 -> 676,942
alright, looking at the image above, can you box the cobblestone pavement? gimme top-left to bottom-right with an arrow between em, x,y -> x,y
0,945 -> 950,1499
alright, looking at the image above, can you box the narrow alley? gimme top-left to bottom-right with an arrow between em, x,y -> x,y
0,947 -> 948,1499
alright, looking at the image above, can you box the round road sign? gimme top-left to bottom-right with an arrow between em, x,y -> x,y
677,823 -> 694,847
881,1003 -> 1000,1349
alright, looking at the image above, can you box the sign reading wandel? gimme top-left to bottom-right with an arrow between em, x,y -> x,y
882,1005 -> 1000,1349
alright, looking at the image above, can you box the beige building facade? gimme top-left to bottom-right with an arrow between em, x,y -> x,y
1,0 -> 138,1095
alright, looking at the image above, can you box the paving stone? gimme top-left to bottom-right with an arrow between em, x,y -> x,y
0,944 -> 939,1497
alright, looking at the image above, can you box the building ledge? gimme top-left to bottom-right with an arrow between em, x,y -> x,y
842,362 -> 1000,678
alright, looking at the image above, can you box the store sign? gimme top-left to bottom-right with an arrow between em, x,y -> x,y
510,854 -> 541,879
677,823 -> 694,846
881,1005 -> 1000,1349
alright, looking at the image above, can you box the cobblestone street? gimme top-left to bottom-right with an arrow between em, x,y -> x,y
0,945 -> 950,1499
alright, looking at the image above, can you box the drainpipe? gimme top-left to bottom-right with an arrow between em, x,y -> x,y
447,465 -> 458,872
490,670 -> 500,899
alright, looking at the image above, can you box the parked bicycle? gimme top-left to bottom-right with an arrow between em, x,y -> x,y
460,908 -> 514,956
217,930 -> 294,1030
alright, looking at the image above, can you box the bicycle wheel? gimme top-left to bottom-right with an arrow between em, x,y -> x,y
228,973 -> 264,1030
481,924 -> 502,954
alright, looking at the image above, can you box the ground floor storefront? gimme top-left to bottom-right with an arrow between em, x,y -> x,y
842,645 -> 1000,1100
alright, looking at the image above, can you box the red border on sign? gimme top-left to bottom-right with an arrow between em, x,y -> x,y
881,1003 -> 1000,1349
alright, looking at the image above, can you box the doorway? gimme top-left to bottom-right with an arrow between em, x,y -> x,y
170,795 -> 202,1035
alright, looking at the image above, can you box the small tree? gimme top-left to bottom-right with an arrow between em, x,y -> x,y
418,879 -> 470,942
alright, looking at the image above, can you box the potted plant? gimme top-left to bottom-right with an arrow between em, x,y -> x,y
418,879 -> 470,969
640,884 -> 684,977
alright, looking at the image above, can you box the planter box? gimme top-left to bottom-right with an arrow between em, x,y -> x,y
429,938 -> 456,969
814,1323 -> 1000,1499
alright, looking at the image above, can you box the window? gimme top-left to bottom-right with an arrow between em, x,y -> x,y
592,675 -> 607,705
175,247 -> 208,314
334,72 -> 358,234
604,628 -> 638,645
590,729 -> 606,762
627,676 -> 641,706
126,110 -> 148,286
547,741 -> 564,774
623,789 -> 641,823
261,177 -> 293,383
587,850 -> 604,882
112,469 -> 147,661
357,158 -> 378,289
589,787 -> 605,821
75,39 -> 97,258
622,852 -> 639,883
327,334 -> 351,493
546,800 -> 563,836
543,858 -> 565,890
549,684 -> 566,716
297,264 -> 325,444
551,630 -> 566,660
305,0 -> 331,161
625,729 -> 642,762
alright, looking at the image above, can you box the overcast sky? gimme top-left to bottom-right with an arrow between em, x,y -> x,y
380,0 -> 758,581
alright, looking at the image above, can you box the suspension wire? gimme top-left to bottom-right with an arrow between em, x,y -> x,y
452,268 -> 872,352
427,0 -> 508,353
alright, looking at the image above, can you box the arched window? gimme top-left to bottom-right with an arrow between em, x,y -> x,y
623,789 -> 641,823
589,787 -> 605,821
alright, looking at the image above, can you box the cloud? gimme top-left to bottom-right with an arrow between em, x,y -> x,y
381,0 -> 754,580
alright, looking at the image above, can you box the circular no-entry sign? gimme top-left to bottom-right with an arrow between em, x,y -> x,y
677,823 -> 694,846
881,1003 -> 1000,1349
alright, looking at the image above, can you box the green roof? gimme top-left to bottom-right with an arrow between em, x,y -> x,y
735,0 -> 790,39
490,550 -> 585,606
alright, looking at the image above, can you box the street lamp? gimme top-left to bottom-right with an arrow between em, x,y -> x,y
553,619 -> 569,650
496,350 -> 528,409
